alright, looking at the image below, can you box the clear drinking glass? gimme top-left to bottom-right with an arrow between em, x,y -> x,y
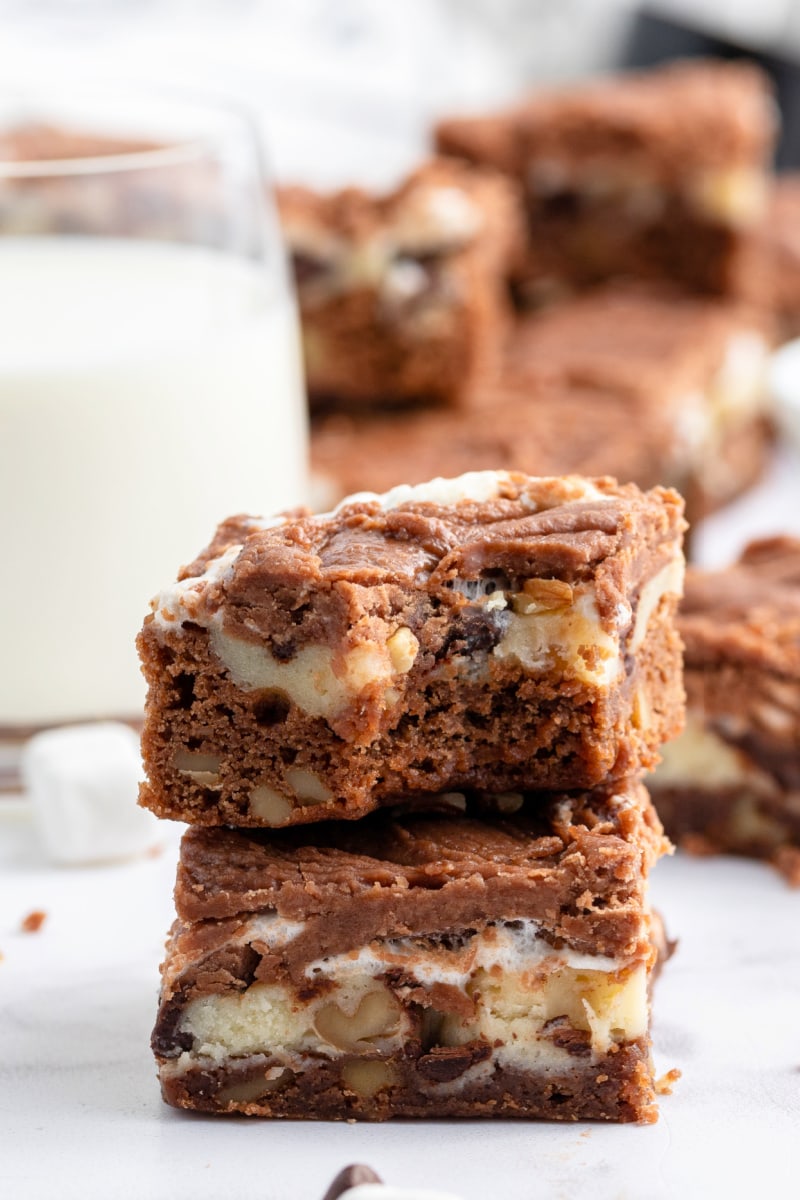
0,87 -> 308,786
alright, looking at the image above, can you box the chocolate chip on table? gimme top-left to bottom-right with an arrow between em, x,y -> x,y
322,1164 -> 383,1200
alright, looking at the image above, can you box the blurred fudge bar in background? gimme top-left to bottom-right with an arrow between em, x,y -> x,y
501,287 -> 774,522
153,780 -> 668,1122
650,537 -> 800,879
747,174 -> 800,340
277,159 -> 522,409
313,285 -> 773,527
312,380 -> 676,504
436,60 -> 775,303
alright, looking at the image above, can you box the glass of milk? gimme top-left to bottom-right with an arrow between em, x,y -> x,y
0,87 -> 307,781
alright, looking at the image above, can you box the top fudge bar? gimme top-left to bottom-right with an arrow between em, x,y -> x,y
139,472 -> 685,828
436,59 -> 775,300
277,159 -> 522,408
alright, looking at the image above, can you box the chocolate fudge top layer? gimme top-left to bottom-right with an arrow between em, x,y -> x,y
170,779 -> 666,968
278,158 -> 522,302
436,58 -> 774,183
150,472 -> 683,665
680,537 -> 800,675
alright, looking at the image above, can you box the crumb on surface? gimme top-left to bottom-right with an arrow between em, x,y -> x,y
680,833 -> 718,858
655,1068 -> 682,1096
772,846 -> 800,888
20,909 -> 47,934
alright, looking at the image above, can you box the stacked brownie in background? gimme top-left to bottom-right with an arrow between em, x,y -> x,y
139,470 -> 686,1122
283,58 -> 779,534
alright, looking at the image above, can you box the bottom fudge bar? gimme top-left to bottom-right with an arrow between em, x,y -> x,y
153,780 -> 668,1122
650,538 -> 800,869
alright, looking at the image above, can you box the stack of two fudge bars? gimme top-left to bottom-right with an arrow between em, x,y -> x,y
139,471 -> 686,1123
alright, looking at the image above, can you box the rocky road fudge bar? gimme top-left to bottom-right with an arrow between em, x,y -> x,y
278,160 -> 521,408
139,472 -> 685,827
503,287 -> 773,521
153,780 -> 668,1122
650,538 -> 800,869
436,59 -> 774,301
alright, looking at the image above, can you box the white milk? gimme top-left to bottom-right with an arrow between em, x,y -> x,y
0,237 -> 307,725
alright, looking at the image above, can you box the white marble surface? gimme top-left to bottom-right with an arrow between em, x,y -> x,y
1,797 -> 800,1200
2,443 -> 800,1200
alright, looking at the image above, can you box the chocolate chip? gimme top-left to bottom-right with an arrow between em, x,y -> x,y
441,609 -> 508,658
541,1017 -> 592,1057
417,1040 -> 492,1083
292,252 -> 331,287
252,689 -> 291,727
150,996 -> 194,1057
271,638 -> 297,663
322,1164 -> 383,1200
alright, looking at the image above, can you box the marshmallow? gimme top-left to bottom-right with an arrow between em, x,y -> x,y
21,722 -> 165,865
